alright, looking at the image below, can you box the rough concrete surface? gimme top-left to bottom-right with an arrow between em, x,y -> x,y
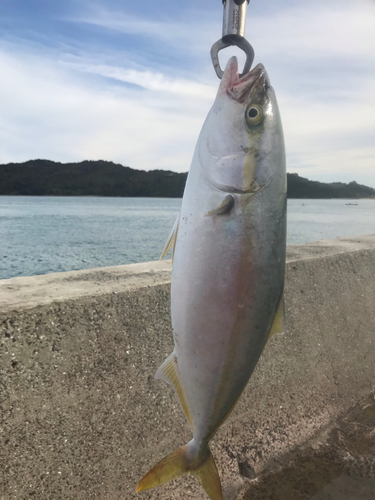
239,395 -> 375,500
0,235 -> 374,500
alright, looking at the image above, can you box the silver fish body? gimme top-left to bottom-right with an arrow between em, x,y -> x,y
137,57 -> 286,499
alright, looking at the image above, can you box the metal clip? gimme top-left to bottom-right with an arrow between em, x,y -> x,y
211,0 -> 254,79
211,35 -> 254,79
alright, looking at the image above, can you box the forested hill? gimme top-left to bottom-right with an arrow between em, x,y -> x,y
0,160 -> 187,197
0,160 -> 374,198
286,173 -> 375,199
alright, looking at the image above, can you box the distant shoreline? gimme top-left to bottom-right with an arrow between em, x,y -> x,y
1,160 -> 374,199
1,194 -> 375,200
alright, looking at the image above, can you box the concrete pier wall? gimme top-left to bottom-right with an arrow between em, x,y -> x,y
0,235 -> 374,500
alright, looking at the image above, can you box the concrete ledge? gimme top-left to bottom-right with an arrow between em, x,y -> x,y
0,235 -> 374,500
0,260 -> 173,313
1,234 -> 375,313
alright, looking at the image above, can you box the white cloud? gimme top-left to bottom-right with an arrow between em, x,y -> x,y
0,49 -> 210,171
71,11 -> 181,41
72,1 -> 375,65
287,147 -> 375,187
64,60 -> 216,99
1,0 -> 375,187
250,1 -> 375,62
279,65 -> 375,186
67,6 -> 217,59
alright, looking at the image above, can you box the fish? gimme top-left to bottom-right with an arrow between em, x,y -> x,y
136,56 -> 287,500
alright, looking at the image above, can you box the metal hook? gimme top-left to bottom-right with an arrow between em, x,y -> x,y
210,35 -> 254,79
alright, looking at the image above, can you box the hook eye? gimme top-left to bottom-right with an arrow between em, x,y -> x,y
210,35 -> 255,79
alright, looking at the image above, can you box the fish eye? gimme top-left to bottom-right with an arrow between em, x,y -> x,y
245,104 -> 264,126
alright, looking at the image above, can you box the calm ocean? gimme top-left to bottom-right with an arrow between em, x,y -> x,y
1,196 -> 374,280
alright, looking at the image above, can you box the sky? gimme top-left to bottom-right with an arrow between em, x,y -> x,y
0,0 -> 374,187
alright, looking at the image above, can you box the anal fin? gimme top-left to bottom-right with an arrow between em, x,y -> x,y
267,293 -> 285,342
155,353 -> 193,429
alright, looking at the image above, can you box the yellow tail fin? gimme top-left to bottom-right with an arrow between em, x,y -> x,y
192,450 -> 223,500
136,443 -> 222,500
136,445 -> 187,492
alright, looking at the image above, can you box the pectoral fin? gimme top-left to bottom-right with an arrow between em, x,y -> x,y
155,352 -> 193,429
267,293 -> 285,342
160,214 -> 179,261
205,195 -> 234,217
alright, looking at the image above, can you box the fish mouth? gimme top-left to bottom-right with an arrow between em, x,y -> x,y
224,57 -> 270,104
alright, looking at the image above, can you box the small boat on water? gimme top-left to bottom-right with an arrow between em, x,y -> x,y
346,203 -> 358,206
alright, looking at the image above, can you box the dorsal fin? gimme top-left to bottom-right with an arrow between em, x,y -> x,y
155,353 -> 193,429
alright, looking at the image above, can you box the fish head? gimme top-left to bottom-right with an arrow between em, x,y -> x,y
199,56 -> 285,194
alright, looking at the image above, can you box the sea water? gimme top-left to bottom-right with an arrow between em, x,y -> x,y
1,197 -> 374,279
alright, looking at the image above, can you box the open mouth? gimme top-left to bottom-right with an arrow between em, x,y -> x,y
226,58 -> 270,103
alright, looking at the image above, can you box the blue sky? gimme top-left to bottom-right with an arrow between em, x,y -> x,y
1,0 -> 375,187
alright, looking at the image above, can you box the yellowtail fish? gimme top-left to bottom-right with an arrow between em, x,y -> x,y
137,56 -> 286,500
